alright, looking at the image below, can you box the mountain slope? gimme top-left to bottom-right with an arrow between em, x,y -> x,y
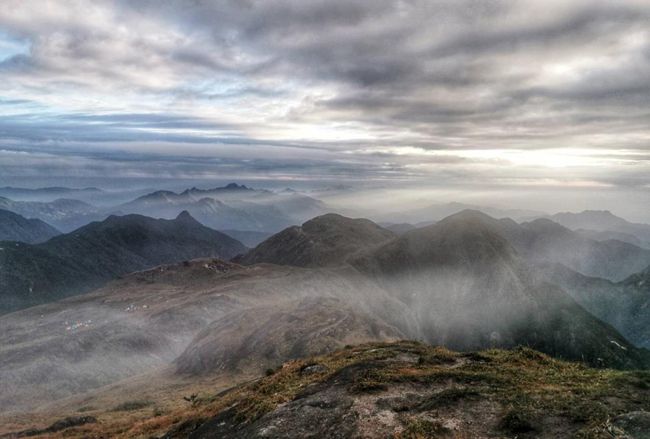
238,213 -> 395,267
512,218 -> 650,281
0,196 -> 103,232
547,210 -> 650,248
351,210 -> 649,369
0,211 -> 246,314
541,262 -> 650,349
0,209 -> 60,243
0,260 -> 409,412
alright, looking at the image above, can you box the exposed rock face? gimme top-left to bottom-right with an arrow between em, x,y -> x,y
238,213 -> 395,267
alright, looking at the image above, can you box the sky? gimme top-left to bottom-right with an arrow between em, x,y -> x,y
0,0 -> 649,215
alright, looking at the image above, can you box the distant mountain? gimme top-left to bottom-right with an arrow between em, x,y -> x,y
382,201 -> 544,224
0,209 -> 60,243
118,183 -> 328,232
575,228 -> 645,247
238,213 -> 395,267
546,210 -> 650,248
256,211 -> 650,282
0,196 -> 104,232
219,229 -> 272,247
541,263 -> 650,349
380,222 -> 417,234
0,211 -> 246,314
0,186 -> 102,201
509,218 -> 650,281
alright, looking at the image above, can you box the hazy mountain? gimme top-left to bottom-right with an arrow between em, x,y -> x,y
575,228 -> 646,248
118,183 -> 328,232
0,260 -> 408,412
510,218 -> 650,281
0,211 -> 246,314
348,210 -> 647,368
541,262 -> 650,349
0,196 -> 105,232
0,209 -> 60,243
380,222 -> 417,234
219,230 -> 273,247
238,213 -> 395,267
383,201 -> 545,224
546,210 -> 650,248
175,296 -> 403,375
1,210 -> 648,422
0,186 -> 102,202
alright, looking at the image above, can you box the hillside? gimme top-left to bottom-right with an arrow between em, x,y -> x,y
547,210 -> 650,248
0,211 -> 246,314
350,210 -> 649,368
12,341 -> 650,438
238,213 -> 395,267
0,196 -> 103,232
542,263 -> 650,349
0,209 -> 60,243
514,218 -> 650,281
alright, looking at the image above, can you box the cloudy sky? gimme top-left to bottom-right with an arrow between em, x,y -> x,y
0,0 -> 649,206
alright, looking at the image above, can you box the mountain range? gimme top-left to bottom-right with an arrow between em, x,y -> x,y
544,210 -> 650,249
2,207 -> 650,437
3,210 -> 650,416
117,183 -> 328,233
0,196 -> 105,232
0,211 -> 246,314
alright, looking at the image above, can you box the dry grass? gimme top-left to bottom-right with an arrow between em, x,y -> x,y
9,341 -> 650,438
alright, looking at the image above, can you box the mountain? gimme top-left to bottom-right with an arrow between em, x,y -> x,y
238,213 -> 395,267
0,196 -> 104,232
547,210 -> 650,248
0,186 -> 102,202
510,218 -> 650,281
218,230 -> 273,247
174,296 -> 403,375
350,210 -> 648,368
382,201 -> 545,224
575,228 -> 646,247
0,209 -> 60,243
118,183 -> 328,232
541,262 -> 650,349
2,210 -> 648,428
380,222 -> 417,234
0,259 -> 407,412
0,211 -> 246,314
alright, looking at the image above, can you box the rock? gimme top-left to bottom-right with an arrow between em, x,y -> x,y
613,411 -> 650,438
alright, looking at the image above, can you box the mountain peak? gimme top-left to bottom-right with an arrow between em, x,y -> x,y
175,210 -> 195,222
224,182 -> 249,190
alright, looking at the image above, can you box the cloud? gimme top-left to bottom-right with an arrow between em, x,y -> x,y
0,0 -> 648,193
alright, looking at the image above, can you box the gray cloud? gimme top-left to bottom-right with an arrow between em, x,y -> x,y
0,0 -> 648,196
